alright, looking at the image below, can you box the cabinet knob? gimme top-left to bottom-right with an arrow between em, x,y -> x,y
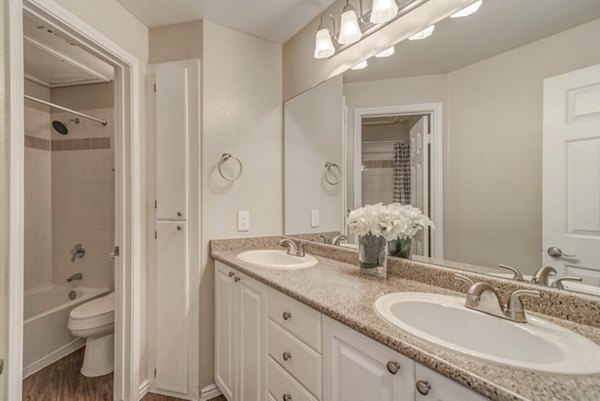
416,380 -> 432,395
177,211 -> 183,217
177,225 -> 182,231
282,352 -> 292,361
234,276 -> 241,282
282,312 -> 292,320
386,361 -> 400,374
283,393 -> 292,401
228,272 -> 235,278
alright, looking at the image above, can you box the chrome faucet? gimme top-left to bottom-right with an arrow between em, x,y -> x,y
531,266 -> 557,286
66,272 -> 83,283
455,274 -> 540,323
331,234 -> 348,246
278,239 -> 305,257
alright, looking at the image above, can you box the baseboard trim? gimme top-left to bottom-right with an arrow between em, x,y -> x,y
200,383 -> 222,401
23,338 -> 85,378
137,379 -> 149,400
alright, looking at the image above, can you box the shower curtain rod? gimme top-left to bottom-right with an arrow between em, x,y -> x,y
362,139 -> 410,144
24,95 -> 108,126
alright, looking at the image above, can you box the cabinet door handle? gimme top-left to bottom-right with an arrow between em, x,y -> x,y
177,225 -> 182,231
283,393 -> 292,401
177,211 -> 183,217
228,272 -> 235,278
234,276 -> 241,282
282,352 -> 292,361
416,380 -> 432,395
282,311 -> 292,320
386,361 -> 400,374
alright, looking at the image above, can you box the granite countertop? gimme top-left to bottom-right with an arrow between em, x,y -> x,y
211,243 -> 600,401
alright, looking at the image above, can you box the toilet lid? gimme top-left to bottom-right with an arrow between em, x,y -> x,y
70,292 -> 115,321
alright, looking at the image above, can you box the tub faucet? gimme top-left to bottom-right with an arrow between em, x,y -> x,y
66,273 -> 83,283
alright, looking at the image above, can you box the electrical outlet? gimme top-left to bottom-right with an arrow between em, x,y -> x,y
311,210 -> 320,228
238,211 -> 250,232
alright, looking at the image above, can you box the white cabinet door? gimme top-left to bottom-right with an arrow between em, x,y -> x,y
415,364 -> 487,401
155,65 -> 189,220
237,274 -> 268,401
215,262 -> 236,400
323,316 -> 415,401
155,221 -> 189,395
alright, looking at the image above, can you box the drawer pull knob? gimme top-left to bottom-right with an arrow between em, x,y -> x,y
177,225 -> 182,231
282,312 -> 292,320
177,211 -> 183,217
416,380 -> 432,395
386,361 -> 400,374
282,352 -> 292,361
283,393 -> 292,401
228,272 -> 235,278
234,276 -> 241,282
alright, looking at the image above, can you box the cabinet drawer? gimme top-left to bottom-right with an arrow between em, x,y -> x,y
269,289 -> 322,352
269,320 -> 321,398
268,357 -> 318,401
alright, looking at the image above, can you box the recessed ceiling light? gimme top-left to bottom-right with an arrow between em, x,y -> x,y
351,60 -> 368,70
451,0 -> 483,18
374,46 -> 395,58
408,25 -> 435,40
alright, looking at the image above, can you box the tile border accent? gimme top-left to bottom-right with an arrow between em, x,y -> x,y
363,160 -> 394,169
24,135 -> 50,151
24,135 -> 111,151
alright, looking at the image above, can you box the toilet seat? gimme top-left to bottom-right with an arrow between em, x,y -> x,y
68,293 -> 115,331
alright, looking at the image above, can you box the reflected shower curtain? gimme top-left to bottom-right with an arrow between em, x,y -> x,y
393,141 -> 410,204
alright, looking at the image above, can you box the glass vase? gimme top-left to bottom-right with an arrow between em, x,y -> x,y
388,237 -> 413,259
358,234 -> 387,278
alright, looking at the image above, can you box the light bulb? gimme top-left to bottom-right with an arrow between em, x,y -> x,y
450,0 -> 482,18
351,60 -> 368,70
339,6 -> 362,45
370,0 -> 398,24
408,25 -> 435,40
374,46 -> 395,58
314,28 -> 335,59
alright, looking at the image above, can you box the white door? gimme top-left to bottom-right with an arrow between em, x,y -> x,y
410,116 -> 430,256
415,365 -> 486,401
155,221 -> 189,395
237,274 -> 268,401
543,64 -> 600,284
215,263 -> 236,400
323,317 -> 414,401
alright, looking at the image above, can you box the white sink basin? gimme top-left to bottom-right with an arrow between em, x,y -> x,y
236,249 -> 317,270
375,292 -> 600,375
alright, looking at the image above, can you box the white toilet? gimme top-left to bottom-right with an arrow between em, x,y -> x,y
68,292 -> 115,377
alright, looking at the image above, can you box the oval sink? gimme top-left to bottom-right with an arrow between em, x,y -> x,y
236,249 -> 317,270
375,292 -> 600,375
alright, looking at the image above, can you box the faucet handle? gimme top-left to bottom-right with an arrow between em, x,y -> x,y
507,289 -> 540,323
552,276 -> 583,289
454,274 -> 474,287
498,264 -> 525,281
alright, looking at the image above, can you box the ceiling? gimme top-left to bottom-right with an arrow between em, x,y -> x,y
345,0 -> 600,83
24,16 -> 114,88
117,0 -> 337,43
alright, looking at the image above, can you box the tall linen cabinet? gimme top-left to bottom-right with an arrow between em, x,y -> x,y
148,59 -> 201,400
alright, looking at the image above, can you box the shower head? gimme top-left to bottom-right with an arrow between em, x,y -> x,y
52,118 -> 79,135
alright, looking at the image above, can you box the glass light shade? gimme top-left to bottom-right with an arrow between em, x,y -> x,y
314,28 -> 335,59
370,0 -> 398,24
351,60 -> 368,70
339,8 -> 362,45
408,25 -> 435,40
374,46 -> 395,58
451,0 -> 482,18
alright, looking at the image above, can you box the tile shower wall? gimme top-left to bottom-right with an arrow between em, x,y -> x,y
51,108 -> 115,289
24,104 -> 53,290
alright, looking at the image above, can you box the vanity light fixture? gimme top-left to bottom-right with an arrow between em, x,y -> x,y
351,59 -> 368,70
408,25 -> 435,40
374,46 -> 395,58
450,0 -> 482,18
338,0 -> 363,45
314,14 -> 337,59
370,0 -> 399,24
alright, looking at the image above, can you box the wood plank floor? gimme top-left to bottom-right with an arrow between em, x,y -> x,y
23,347 -> 225,401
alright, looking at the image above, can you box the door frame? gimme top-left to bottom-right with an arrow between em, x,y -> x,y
5,0 -> 143,400
353,103 -> 444,259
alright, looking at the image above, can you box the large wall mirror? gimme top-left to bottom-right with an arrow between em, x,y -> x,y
284,0 -> 600,297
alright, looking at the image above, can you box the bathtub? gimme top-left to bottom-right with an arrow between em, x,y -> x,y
23,285 -> 110,377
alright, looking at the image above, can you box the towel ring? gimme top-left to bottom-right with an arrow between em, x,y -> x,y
324,162 -> 342,185
218,153 -> 243,182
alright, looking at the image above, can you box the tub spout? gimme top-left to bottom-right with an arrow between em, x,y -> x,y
66,273 -> 83,283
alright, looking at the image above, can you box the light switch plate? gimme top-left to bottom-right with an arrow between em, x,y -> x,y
311,209 -> 320,228
238,211 -> 250,232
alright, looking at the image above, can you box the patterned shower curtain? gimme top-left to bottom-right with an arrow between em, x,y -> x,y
393,141 -> 411,204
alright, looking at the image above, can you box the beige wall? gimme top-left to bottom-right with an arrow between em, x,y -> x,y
50,81 -> 114,110
149,20 -> 203,64
200,20 -> 283,388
